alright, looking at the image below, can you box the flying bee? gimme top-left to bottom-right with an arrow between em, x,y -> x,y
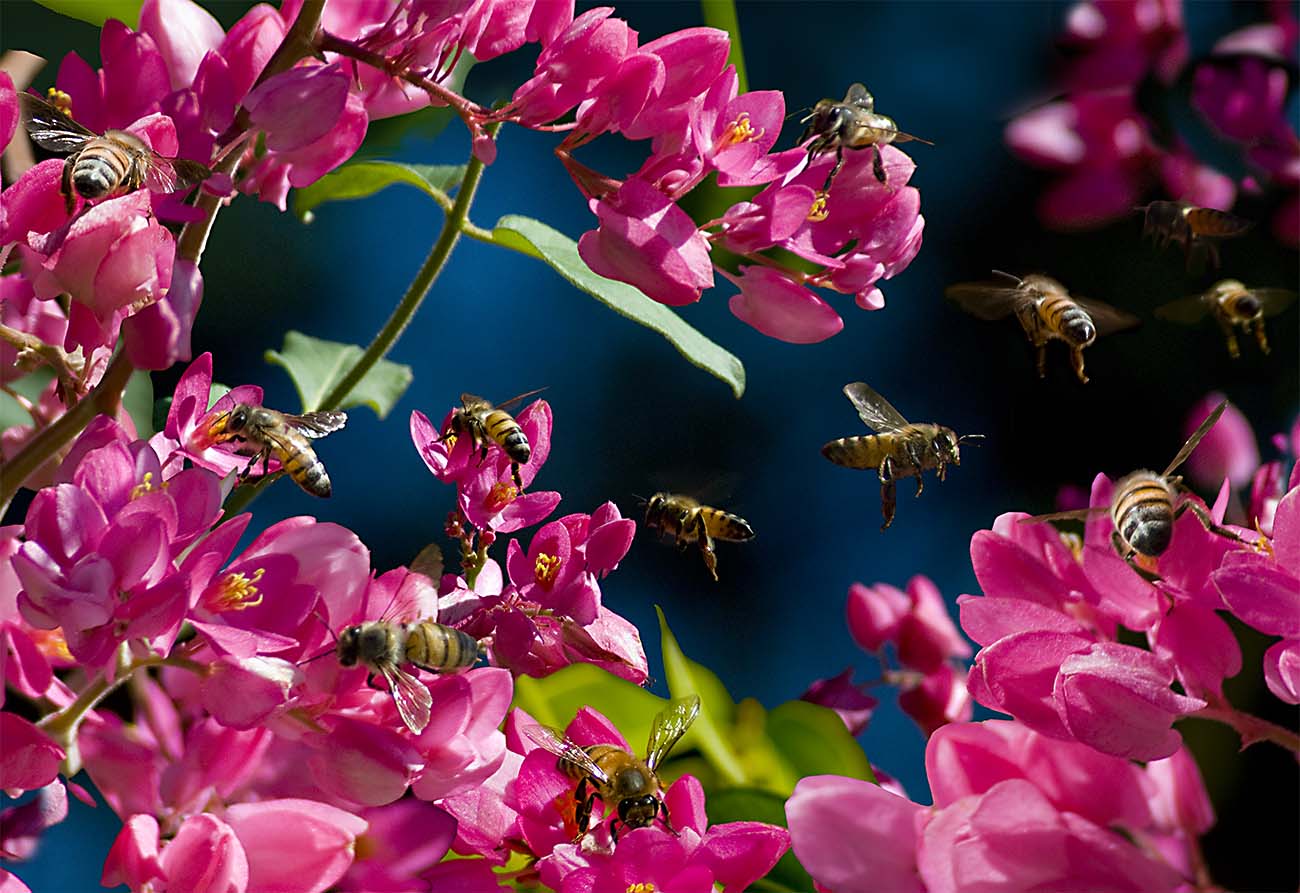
444,389 -> 545,489
800,83 -> 933,193
1156,279 -> 1297,359
1138,200 -> 1252,269
822,382 -> 982,531
19,92 -> 212,215
524,694 -> 700,843
946,271 -> 1140,384
1026,400 -> 1253,577
205,404 -> 347,498
643,493 -> 755,582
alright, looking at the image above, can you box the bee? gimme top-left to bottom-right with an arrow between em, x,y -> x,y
19,92 -> 212,215
800,82 -> 932,193
524,694 -> 700,842
444,389 -> 546,489
946,271 -> 1140,384
643,493 -> 755,582
1138,200 -> 1252,269
1027,400 -> 1252,576
336,592 -> 481,734
1156,279 -> 1297,359
205,404 -> 347,498
822,382 -> 982,531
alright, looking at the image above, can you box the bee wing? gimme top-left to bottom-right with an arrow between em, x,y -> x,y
843,82 -> 874,111
645,694 -> 701,771
141,154 -> 212,195
380,664 -> 432,734
842,381 -> 909,432
1184,207 -> 1252,238
1019,508 -> 1107,524
944,283 -> 1026,321
1071,297 -> 1142,336
410,543 -> 444,584
884,129 -> 934,146
1154,295 -> 1211,324
493,386 -> 548,411
1253,288 -> 1299,317
283,411 -> 348,438
522,724 -> 610,784
19,93 -> 96,152
1163,399 -> 1228,478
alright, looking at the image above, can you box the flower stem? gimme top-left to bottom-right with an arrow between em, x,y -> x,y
316,122 -> 500,412
1193,703 -> 1300,756
0,350 -> 133,515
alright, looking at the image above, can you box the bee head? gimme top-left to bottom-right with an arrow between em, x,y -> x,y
336,625 -> 362,665
1236,292 -> 1261,316
226,404 -> 251,434
618,794 -> 660,829
644,493 -> 666,521
934,428 -> 961,465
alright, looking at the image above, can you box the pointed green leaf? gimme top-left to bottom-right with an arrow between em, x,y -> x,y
123,370 -> 154,439
490,215 -> 746,398
766,699 -> 875,783
265,331 -> 412,417
699,0 -> 749,94
707,788 -> 813,892
0,369 -> 53,431
512,664 -> 666,745
657,607 -> 746,784
292,161 -> 467,222
34,0 -> 142,26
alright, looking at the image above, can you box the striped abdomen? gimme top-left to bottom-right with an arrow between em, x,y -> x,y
1111,472 -> 1174,557
1184,206 -> 1252,239
483,409 -> 530,462
273,430 -> 332,498
822,434 -> 889,470
404,622 -> 479,672
72,134 -> 145,199
1037,294 -> 1096,346
699,507 -> 755,542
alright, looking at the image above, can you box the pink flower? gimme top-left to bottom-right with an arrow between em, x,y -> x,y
139,0 -> 226,90
1263,638 -> 1300,703
1193,31 -> 1293,142
1059,0 -> 1187,90
846,580 -> 910,652
0,72 -> 16,154
0,780 -> 68,861
0,713 -> 64,794
508,8 -> 637,127
155,351 -> 264,480
898,664 -> 973,737
156,813 -> 248,893
1183,392 -> 1259,490
224,799 -> 367,893
578,178 -> 714,307
338,800 -> 457,891
800,668 -> 877,736
724,265 -> 842,344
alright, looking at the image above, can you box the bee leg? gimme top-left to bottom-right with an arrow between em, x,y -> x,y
572,780 -> 594,840
1177,500 -> 1253,548
659,799 -> 680,837
1034,340 -> 1048,379
1069,346 -> 1089,384
1253,320 -> 1270,355
698,534 -> 719,582
237,450 -> 263,484
510,461 -> 523,490
904,443 -> 925,496
1217,317 -> 1241,359
60,158 -> 76,215
878,457 -> 897,531
872,144 -> 887,184
821,146 -> 846,194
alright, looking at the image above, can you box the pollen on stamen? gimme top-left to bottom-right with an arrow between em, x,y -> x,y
535,553 -> 562,588
206,568 -> 266,612
29,627 -> 73,663
627,884 -> 656,893
807,192 -> 829,222
485,481 -> 519,512
46,87 -> 73,116
723,111 -> 764,146
129,472 -> 169,501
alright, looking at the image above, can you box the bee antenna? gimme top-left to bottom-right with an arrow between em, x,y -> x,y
298,645 -> 337,666
312,609 -> 339,644
785,106 -> 812,121
959,434 -> 986,446
990,269 -> 1021,285
631,492 -> 650,506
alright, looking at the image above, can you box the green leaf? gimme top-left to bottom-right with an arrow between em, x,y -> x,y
490,215 -> 746,398
766,699 -> 875,783
292,162 -> 467,222
34,0 -> 142,27
265,331 -> 412,417
512,664 -> 667,746
123,370 -> 154,439
699,0 -> 749,94
657,607 -> 747,784
0,369 -> 53,432
707,788 -> 813,892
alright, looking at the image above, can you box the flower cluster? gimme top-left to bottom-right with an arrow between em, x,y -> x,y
1005,0 -> 1298,242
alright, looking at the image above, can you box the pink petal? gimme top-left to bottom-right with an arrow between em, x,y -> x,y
160,814 -> 248,893
307,719 -> 422,806
246,64 -> 351,152
725,265 -> 842,344
225,799 -> 366,893
140,0 -> 226,89
102,814 -> 165,890
0,713 -> 64,793
1263,638 -> 1300,704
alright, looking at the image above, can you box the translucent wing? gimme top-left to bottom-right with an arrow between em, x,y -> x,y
19,93 -> 95,152
1253,288 -> 1298,317
1154,295 -> 1211,324
1019,508 -> 1106,524
142,155 -> 212,195
1163,399 -> 1227,478
284,411 -> 348,438
410,543 -> 444,584
945,282 -> 1027,321
1072,297 -> 1142,336
523,724 -> 610,784
493,386 -> 548,411
1184,207 -> 1252,238
842,382 -> 909,432
883,129 -> 934,146
645,694 -> 701,770
843,83 -> 874,111
381,664 -> 432,734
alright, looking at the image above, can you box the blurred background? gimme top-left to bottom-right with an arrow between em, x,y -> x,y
3,1 -> 1297,890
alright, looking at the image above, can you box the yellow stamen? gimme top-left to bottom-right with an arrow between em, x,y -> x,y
207,568 -> 265,611
722,111 -> 763,146
807,192 -> 829,222
30,628 -> 73,663
46,88 -> 73,116
534,553 -> 562,588
627,884 -> 656,893
485,481 -> 519,512
1058,531 -> 1083,562
129,472 -> 168,501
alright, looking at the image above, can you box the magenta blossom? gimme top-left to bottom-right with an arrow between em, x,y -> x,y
1183,392 -> 1259,490
153,351 -> 265,480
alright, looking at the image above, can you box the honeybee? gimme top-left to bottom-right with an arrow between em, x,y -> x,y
946,271 -> 1140,384
524,694 -> 700,842
335,563 -> 481,734
643,493 -> 755,582
444,389 -> 545,488
20,92 -> 212,215
1138,200 -> 1252,269
800,83 -> 932,192
205,404 -> 347,498
822,382 -> 981,531
1156,279 -> 1297,359
1028,400 -> 1252,575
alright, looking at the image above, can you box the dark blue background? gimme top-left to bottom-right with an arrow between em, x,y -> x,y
4,2 -> 1297,891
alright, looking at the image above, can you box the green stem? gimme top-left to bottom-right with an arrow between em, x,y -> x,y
0,350 -> 133,514
1192,703 -> 1300,756
699,0 -> 749,94
316,122 -> 501,412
